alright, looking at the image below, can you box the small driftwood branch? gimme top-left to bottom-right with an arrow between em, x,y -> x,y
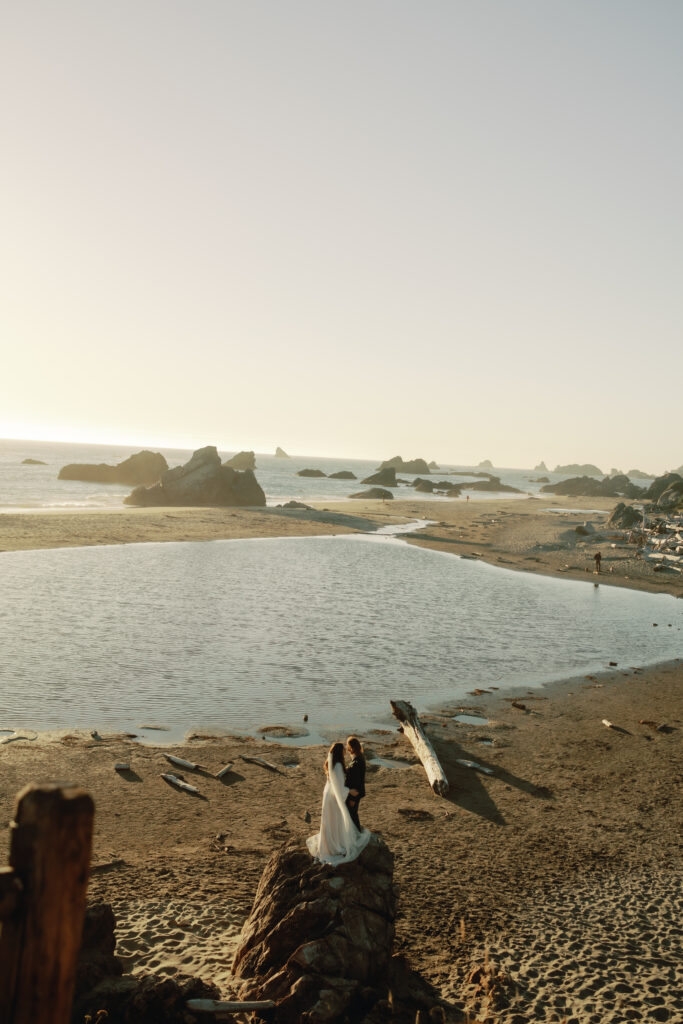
187,998 -> 276,1012
239,754 -> 281,774
164,754 -> 207,772
215,762 -> 235,779
390,700 -> 449,796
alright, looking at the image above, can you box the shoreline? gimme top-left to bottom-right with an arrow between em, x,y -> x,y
1,659 -> 681,1021
1,495 -> 681,599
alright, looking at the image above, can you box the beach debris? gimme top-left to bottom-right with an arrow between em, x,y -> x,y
215,762 -> 234,779
511,701 -> 527,711
303,713 -> 309,722
91,857 -> 126,873
397,807 -> 435,821
164,753 -> 207,772
304,810 -> 311,823
0,732 -> 38,745
240,754 -> 282,773
90,730 -> 102,741
456,758 -> 494,775
390,699 -> 449,796
161,773 -> 202,796
186,999 -> 276,1013
602,719 -> 614,729
639,719 -> 671,733
114,762 -> 130,772
609,661 -> 618,666
468,688 -> 491,696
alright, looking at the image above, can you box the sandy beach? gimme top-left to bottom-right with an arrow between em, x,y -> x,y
1,496 -> 681,1022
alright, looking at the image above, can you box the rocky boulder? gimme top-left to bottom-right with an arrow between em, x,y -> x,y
644,472 -> 683,503
298,469 -> 327,477
657,480 -> 683,510
328,470 -> 357,480
349,488 -> 393,500
278,500 -> 313,510
225,450 -> 256,470
534,461 -> 549,473
428,461 -> 440,470
232,836 -> 396,1023
59,451 -> 168,486
607,503 -> 643,529
553,463 -> 603,476
124,446 -> 265,507
415,479 -> 435,493
361,468 -> 397,487
541,475 -> 643,499
478,459 -> 494,469
22,458 -> 47,465
275,447 -> 290,458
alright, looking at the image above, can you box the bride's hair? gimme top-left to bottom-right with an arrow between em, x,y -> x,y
324,741 -> 346,773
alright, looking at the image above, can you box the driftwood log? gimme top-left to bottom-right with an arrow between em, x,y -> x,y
390,700 -> 449,796
0,784 -> 94,1024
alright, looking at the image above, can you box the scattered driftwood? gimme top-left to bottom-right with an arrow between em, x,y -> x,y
161,773 -> 202,796
390,700 -> 449,796
187,998 -> 276,1013
215,762 -> 234,779
165,753 -> 208,772
511,701 -> 527,711
602,719 -> 614,729
114,762 -> 130,772
240,754 -> 282,774
456,758 -> 494,775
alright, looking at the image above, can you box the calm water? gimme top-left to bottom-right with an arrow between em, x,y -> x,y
1,535 -> 680,741
1,438 -> 651,510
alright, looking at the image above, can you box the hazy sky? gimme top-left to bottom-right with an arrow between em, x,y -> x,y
2,2 -> 681,472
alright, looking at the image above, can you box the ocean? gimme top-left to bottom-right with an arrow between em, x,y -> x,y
0,437 -> 643,511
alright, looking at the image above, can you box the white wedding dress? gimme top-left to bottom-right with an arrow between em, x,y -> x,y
307,757 -> 371,865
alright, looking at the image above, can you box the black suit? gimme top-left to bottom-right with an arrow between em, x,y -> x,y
345,755 -> 366,831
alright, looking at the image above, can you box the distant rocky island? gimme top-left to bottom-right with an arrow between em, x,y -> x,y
275,447 -> 290,458
224,450 -> 256,471
297,468 -> 326,477
534,461 -> 548,473
540,470 -> 683,508
478,459 -> 494,469
22,458 -> 46,465
377,455 -> 431,475
124,446 -> 265,507
553,463 -> 603,476
58,451 -> 168,486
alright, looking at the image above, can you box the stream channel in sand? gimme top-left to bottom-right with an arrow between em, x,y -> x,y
1,520 -> 681,743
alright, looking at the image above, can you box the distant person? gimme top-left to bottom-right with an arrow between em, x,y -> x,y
344,736 -> 366,831
594,551 -> 602,573
306,742 -> 371,864
466,494 -> 470,502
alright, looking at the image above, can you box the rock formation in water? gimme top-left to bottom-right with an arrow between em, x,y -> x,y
540,475 -> 643,499
232,837 -> 396,1023
428,460 -> 440,470
59,451 -> 168,486
464,476 -> 523,494
414,479 -> 435,492
224,450 -> 256,470
643,472 -> 683,504
478,459 -> 494,469
22,458 -> 47,465
277,500 -> 313,510
275,446 -> 290,458
297,468 -> 327,477
534,461 -> 549,473
553,462 -> 603,477
627,468 -> 652,480
531,476 -> 550,483
361,467 -> 397,487
328,470 -> 357,479
377,456 -> 431,475
124,446 -> 265,507
349,487 -> 394,500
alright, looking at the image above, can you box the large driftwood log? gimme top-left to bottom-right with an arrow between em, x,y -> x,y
390,700 -> 449,796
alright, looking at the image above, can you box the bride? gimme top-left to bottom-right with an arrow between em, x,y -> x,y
307,742 -> 371,865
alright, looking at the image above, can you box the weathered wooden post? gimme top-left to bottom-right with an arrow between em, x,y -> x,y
0,784 -> 94,1024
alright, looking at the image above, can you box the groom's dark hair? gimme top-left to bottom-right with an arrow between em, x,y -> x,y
347,736 -> 363,755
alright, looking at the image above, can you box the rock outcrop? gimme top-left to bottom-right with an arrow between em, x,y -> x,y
465,476 -> 523,494
298,469 -> 327,478
124,446 -> 265,507
643,472 -> 683,503
224,450 -> 256,470
328,470 -> 357,480
553,463 -> 603,477
540,475 -> 643,499
232,837 -> 396,1023
349,488 -> 393,500
627,468 -> 651,479
656,480 -> 683,510
22,458 -> 47,465
478,459 -> 494,469
428,461 -> 440,471
275,447 -> 290,458
361,468 -> 397,487
534,461 -> 549,473
59,451 -> 168,486
414,479 -> 435,493
607,503 -> 643,530
377,456 -> 431,475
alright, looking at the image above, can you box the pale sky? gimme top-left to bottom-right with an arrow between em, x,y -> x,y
1,2 -> 681,472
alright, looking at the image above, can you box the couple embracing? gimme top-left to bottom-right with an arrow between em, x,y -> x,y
307,736 -> 372,865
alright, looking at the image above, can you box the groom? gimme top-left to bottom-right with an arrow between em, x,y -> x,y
344,736 -> 366,831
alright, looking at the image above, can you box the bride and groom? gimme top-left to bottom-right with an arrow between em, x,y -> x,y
307,736 -> 372,865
